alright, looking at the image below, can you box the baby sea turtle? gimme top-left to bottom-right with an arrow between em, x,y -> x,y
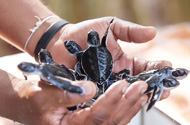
18,57 -> 83,94
64,19 -> 114,85
64,19 -> 127,98
123,66 -> 189,111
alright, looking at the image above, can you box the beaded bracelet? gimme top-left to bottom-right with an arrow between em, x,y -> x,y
24,15 -> 58,50
34,20 -> 69,61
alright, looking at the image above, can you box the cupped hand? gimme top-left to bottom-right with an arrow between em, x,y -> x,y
47,17 -> 156,68
16,78 -> 148,125
47,17 -> 171,100
14,79 -> 95,125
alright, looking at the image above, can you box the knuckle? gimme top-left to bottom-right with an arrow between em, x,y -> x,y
108,119 -> 121,125
92,114 -> 107,125
62,90 -> 73,105
124,118 -> 131,124
130,81 -> 147,93
124,96 -> 138,106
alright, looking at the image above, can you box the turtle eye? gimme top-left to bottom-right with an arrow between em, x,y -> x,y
172,68 -> 188,79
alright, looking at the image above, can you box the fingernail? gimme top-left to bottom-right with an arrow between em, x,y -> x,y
162,91 -> 170,99
141,100 -> 147,106
141,96 -> 147,106
122,86 -> 128,94
81,82 -> 94,96
141,88 -> 147,94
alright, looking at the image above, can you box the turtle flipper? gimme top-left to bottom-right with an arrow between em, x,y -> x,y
38,49 -> 55,64
115,68 -> 131,79
144,74 -> 163,94
101,18 -> 114,47
64,40 -> 83,57
75,72 -> 87,81
48,76 -> 83,94
162,78 -> 180,89
146,86 -> 163,111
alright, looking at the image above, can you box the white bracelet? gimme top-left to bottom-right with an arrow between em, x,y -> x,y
24,15 -> 58,50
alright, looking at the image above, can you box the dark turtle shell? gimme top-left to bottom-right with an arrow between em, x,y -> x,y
82,46 -> 113,84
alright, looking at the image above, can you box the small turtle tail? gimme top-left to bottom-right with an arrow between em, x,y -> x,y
101,18 -> 114,47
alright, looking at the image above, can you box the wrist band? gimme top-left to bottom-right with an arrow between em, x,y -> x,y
24,15 -> 58,50
34,20 -> 69,61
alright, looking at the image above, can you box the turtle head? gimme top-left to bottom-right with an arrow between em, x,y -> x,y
171,68 -> 189,79
64,40 -> 83,57
87,30 -> 100,47
38,49 -> 54,64
18,62 -> 40,74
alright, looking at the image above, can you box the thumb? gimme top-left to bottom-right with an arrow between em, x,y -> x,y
111,18 -> 157,43
61,80 -> 97,107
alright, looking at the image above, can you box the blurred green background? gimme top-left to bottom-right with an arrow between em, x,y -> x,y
0,0 -> 190,57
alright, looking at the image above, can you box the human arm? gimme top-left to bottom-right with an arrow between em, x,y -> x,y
0,0 -> 63,55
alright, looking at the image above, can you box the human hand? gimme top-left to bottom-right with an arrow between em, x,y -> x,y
46,17 -> 157,68
11,17 -> 171,124
47,17 -> 171,100
10,78 -> 95,125
0,68 -> 148,125
13,78 -> 148,125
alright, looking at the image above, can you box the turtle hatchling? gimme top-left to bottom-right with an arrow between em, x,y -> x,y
123,66 -> 190,111
64,19 -> 114,84
18,49 -> 83,94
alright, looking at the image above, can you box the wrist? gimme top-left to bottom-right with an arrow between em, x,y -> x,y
45,24 -> 78,68
34,19 -> 69,61
46,23 -> 71,50
25,16 -> 62,56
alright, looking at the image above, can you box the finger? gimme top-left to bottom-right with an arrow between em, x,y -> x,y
160,90 -> 170,100
64,80 -> 97,107
146,60 -> 172,70
86,80 -> 129,125
120,95 -> 148,124
111,18 -> 157,43
106,81 -> 148,125
42,80 -> 97,107
133,59 -> 172,75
